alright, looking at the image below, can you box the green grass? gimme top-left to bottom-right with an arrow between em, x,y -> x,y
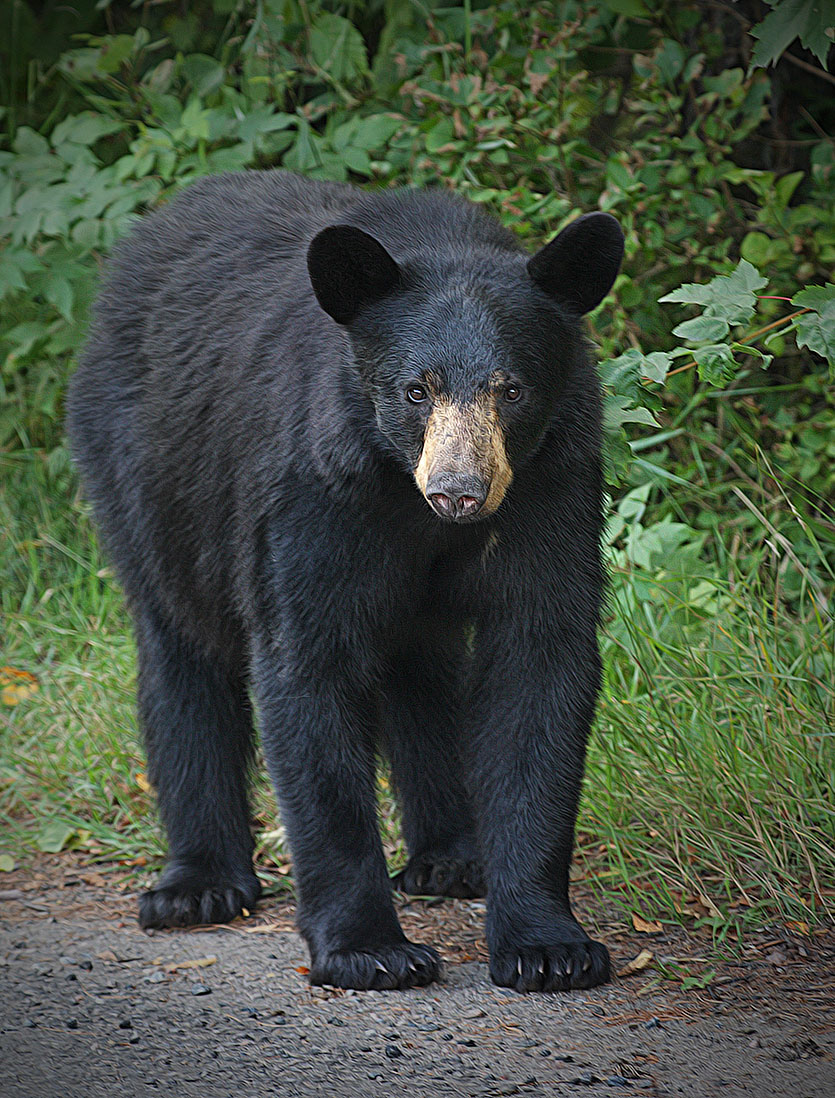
2,448 -> 833,933
590,559 -> 834,932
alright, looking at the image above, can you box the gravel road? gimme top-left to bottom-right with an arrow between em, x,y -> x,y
1,862 -> 832,1098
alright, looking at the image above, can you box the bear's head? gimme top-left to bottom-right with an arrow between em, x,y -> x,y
307,211 -> 623,522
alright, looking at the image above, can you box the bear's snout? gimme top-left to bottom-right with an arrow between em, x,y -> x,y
426,472 -> 489,521
414,396 -> 513,519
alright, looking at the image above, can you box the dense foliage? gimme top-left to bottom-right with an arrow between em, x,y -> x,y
2,1 -> 833,935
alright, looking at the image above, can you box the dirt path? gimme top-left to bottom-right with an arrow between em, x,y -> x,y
1,858 -> 832,1098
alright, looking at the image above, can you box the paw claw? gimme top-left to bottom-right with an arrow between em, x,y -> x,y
490,939 -> 610,993
139,871 -> 261,929
394,852 -> 485,899
309,942 -> 441,991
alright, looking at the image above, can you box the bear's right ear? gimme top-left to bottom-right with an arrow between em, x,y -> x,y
307,225 -> 401,325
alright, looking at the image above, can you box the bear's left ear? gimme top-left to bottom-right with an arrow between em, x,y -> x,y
307,225 -> 401,325
527,212 -> 624,315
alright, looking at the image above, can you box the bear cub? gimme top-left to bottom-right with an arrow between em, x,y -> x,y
67,170 -> 624,992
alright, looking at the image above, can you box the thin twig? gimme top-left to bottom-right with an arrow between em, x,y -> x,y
782,52 -> 835,88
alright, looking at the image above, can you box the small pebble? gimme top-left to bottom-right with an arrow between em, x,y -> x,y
385,1044 -> 403,1059
607,1077 -> 630,1087
190,984 -> 211,996
118,1019 -> 132,1030
645,1017 -> 662,1029
66,1019 -> 78,1029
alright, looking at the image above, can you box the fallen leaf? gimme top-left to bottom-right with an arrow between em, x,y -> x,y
295,965 -> 310,975
0,855 -> 15,872
136,772 -> 151,793
785,919 -> 810,936
698,893 -> 721,918
163,955 -> 217,973
618,949 -> 654,977
1,666 -> 39,707
36,820 -> 75,854
632,913 -> 663,934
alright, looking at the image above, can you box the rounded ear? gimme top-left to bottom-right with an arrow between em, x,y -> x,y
307,225 -> 401,325
527,212 -> 624,315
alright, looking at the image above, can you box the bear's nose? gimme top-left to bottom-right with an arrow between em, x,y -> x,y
426,475 -> 489,520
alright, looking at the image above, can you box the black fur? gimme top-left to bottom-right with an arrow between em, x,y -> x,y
66,171 -> 622,993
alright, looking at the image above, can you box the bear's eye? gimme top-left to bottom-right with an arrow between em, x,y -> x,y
406,385 -> 428,404
504,385 -> 522,402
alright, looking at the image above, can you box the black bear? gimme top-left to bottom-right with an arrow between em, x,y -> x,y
67,170 -> 623,993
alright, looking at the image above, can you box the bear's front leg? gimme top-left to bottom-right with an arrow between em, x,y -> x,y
471,614 -> 610,993
252,636 -> 440,991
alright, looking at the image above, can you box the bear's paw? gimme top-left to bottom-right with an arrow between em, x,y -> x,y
309,942 -> 441,990
489,939 -> 610,993
139,872 -> 261,929
393,853 -> 485,899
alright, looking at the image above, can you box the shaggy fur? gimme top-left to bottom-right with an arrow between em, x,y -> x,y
67,170 -> 623,992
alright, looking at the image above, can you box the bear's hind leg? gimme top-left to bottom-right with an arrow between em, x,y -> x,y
135,607 -> 261,929
385,629 -> 485,899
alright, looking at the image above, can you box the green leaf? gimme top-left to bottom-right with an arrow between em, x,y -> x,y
603,393 -> 659,431
0,249 -> 42,298
740,230 -> 780,268
672,316 -> 730,342
792,283 -> 835,313
791,284 -> 835,371
351,114 -> 402,152
641,351 -> 674,383
731,342 -> 773,370
692,342 -> 737,386
0,854 -> 14,872
425,117 -> 455,153
341,146 -> 372,176
36,820 -> 75,854
660,260 -> 768,326
749,0 -> 834,72
180,54 -> 226,98
283,121 -> 322,173
309,12 -> 369,82
775,170 -> 804,208
12,127 -> 49,157
51,112 -> 123,148
43,274 -> 74,322
236,106 -> 295,145
179,97 -> 211,142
